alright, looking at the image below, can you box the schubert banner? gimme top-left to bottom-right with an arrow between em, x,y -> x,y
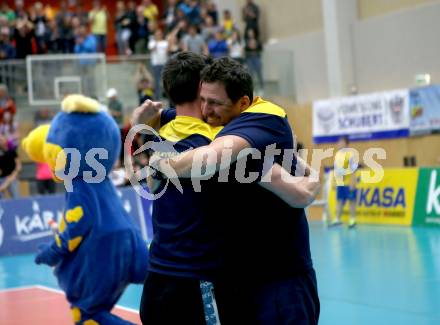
313,89 -> 410,143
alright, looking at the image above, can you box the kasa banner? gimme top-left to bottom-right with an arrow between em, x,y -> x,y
0,187 -> 153,256
409,85 -> 440,135
327,168 -> 418,226
313,89 -> 410,143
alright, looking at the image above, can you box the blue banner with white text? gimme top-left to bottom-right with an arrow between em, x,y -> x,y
0,187 -> 153,256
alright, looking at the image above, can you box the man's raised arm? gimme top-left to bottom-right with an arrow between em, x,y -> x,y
151,135 -> 321,208
131,100 -> 163,129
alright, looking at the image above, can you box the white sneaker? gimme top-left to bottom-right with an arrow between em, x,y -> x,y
328,220 -> 343,228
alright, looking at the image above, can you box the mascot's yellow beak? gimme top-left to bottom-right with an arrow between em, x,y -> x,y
22,124 -> 51,163
21,124 -> 66,181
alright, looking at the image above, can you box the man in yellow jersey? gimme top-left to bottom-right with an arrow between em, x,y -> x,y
331,136 -> 358,228
89,1 -> 108,53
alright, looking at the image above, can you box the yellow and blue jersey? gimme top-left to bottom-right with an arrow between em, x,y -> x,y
334,149 -> 357,186
214,97 -> 314,280
156,98 -> 314,280
149,114 -> 224,280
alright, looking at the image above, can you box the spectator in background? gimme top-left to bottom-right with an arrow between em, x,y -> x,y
0,28 -> 16,59
14,0 -> 27,20
114,1 -> 131,55
30,2 -> 48,54
71,15 -> 81,37
201,15 -> 216,42
147,18 -> 158,40
46,18 -> 60,53
0,85 -> 17,150
33,107 -> 53,126
183,0 -> 201,26
14,15 -> 34,59
44,4 -> 56,22
0,134 -> 21,199
208,30 -> 228,58
133,5 -> 149,54
206,1 -> 218,25
179,1 -> 193,21
72,2 -> 89,26
167,28 -> 181,56
0,2 -> 16,25
36,162 -> 55,195
221,9 -> 236,38
182,24 -> 208,55
149,29 -> 168,99
0,15 -> 8,30
174,17 -> 189,41
55,1 -> 74,53
135,63 -> 154,104
245,28 -> 263,92
32,107 -> 56,195
138,78 -> 154,104
74,24 -> 97,97
125,1 -> 137,54
0,111 -> 19,150
106,88 -> 124,128
89,0 -> 108,53
0,85 -> 16,124
227,29 -> 244,64
143,0 -> 159,24
242,0 -> 260,39
74,24 -> 97,54
162,0 -> 179,33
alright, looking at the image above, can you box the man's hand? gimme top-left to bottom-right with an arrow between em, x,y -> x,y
260,163 -> 321,208
131,100 -> 163,126
148,153 -> 183,193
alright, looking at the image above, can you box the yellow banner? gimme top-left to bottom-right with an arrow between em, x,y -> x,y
327,168 -> 418,225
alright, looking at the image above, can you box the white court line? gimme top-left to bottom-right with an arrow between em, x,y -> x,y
0,285 -> 40,293
35,285 -> 139,314
0,285 -> 139,314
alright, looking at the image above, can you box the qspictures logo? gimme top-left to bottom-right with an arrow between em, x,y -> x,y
123,125 -> 387,201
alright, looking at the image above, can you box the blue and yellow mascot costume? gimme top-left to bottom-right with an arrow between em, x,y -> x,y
22,95 -> 149,325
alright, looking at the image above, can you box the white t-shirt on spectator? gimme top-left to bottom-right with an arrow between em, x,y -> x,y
228,40 -> 244,60
149,40 -> 168,66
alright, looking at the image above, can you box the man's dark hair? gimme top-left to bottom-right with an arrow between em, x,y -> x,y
162,52 -> 212,105
201,57 -> 254,103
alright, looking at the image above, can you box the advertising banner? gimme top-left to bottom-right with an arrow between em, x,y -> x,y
0,187 -> 153,256
327,168 -> 418,226
313,90 -> 410,143
0,194 -> 64,256
409,85 -> 440,135
412,168 -> 440,227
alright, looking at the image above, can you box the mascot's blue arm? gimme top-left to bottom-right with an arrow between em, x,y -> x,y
35,192 -> 94,266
